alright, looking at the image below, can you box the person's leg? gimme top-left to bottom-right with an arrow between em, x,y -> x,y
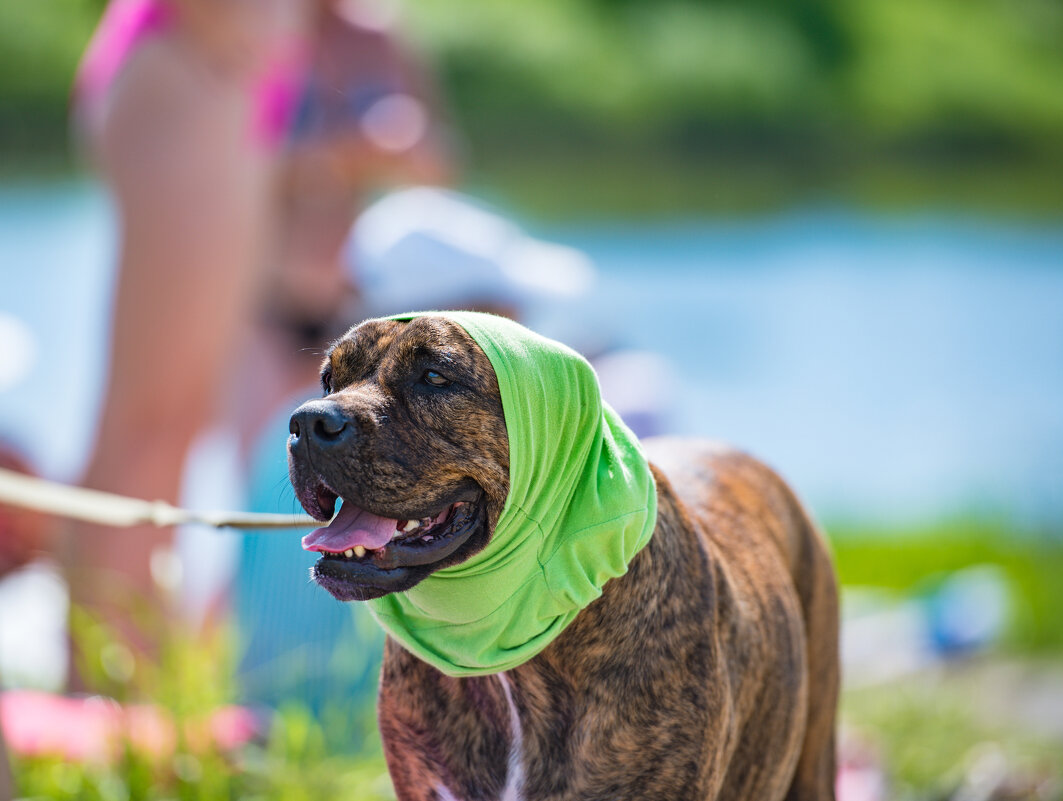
66,34 -> 277,646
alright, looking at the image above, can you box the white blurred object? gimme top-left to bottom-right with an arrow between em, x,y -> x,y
175,427 -> 243,627
952,744 -> 1010,801
842,587 -> 937,687
0,313 -> 36,393
0,561 -> 68,691
592,349 -> 678,439
348,188 -> 596,318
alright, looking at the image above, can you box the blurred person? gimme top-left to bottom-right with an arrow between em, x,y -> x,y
262,0 -> 453,332
232,16 -> 456,707
68,0 -> 314,650
68,0 -> 453,663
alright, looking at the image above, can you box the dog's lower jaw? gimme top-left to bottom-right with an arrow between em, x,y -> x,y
312,563 -> 408,601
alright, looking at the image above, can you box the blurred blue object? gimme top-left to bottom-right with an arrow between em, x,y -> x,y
842,565 -> 1012,685
925,565 -> 1011,656
234,397 -> 384,734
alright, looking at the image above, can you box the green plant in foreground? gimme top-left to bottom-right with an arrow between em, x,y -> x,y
11,607 -> 394,800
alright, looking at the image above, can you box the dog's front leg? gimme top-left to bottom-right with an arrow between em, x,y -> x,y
378,714 -> 457,801
378,640 -> 513,801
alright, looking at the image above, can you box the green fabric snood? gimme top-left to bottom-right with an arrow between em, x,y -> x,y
366,311 -> 657,677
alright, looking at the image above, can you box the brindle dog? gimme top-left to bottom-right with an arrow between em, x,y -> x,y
288,316 -> 839,801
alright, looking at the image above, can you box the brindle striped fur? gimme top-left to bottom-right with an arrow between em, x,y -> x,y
316,318 -> 839,801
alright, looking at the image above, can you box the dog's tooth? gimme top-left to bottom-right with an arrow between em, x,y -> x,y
353,545 -> 366,558
403,519 -> 420,532
344,549 -> 354,558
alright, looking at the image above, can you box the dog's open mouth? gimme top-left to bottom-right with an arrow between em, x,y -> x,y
299,481 -> 485,601
303,497 -> 479,568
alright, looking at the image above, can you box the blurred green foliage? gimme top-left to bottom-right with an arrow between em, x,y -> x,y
405,0 -> 1063,156
406,0 -> 1063,213
3,0 -> 1063,211
13,608 -> 393,800
0,0 -> 104,160
843,670 -> 1063,800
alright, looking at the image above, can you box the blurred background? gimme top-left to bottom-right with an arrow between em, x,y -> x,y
0,0 -> 1061,799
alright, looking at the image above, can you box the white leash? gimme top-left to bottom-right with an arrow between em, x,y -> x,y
0,468 -> 318,530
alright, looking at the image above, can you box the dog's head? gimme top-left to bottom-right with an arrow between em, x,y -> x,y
288,316 -> 510,601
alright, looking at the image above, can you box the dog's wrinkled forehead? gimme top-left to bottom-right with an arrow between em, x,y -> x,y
324,316 -> 493,392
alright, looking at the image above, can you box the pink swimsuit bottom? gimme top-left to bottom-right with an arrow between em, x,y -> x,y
74,0 -> 306,150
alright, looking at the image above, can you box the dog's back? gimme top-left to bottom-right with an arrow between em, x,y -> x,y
645,437 -> 839,801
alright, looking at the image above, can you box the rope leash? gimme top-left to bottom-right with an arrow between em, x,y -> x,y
0,468 -> 318,531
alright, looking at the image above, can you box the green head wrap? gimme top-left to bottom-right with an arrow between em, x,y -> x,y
367,311 -> 657,676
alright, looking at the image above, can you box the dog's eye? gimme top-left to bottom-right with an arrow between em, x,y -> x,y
321,367 -> 333,395
422,370 -> 452,388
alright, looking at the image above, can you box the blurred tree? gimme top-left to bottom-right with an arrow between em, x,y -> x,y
3,0 -> 1062,209
0,0 -> 104,161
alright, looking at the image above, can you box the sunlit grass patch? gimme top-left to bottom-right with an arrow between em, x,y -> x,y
841,658 -> 1063,800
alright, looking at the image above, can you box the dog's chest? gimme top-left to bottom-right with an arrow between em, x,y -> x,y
434,673 -> 525,801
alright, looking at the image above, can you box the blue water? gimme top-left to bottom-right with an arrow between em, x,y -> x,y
1,180 -> 1061,528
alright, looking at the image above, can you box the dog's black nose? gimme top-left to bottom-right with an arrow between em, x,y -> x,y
289,400 -> 353,448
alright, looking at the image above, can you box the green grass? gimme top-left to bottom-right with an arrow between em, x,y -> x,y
842,663 -> 1063,800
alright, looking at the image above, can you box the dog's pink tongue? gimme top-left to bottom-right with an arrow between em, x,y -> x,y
301,502 -> 398,553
